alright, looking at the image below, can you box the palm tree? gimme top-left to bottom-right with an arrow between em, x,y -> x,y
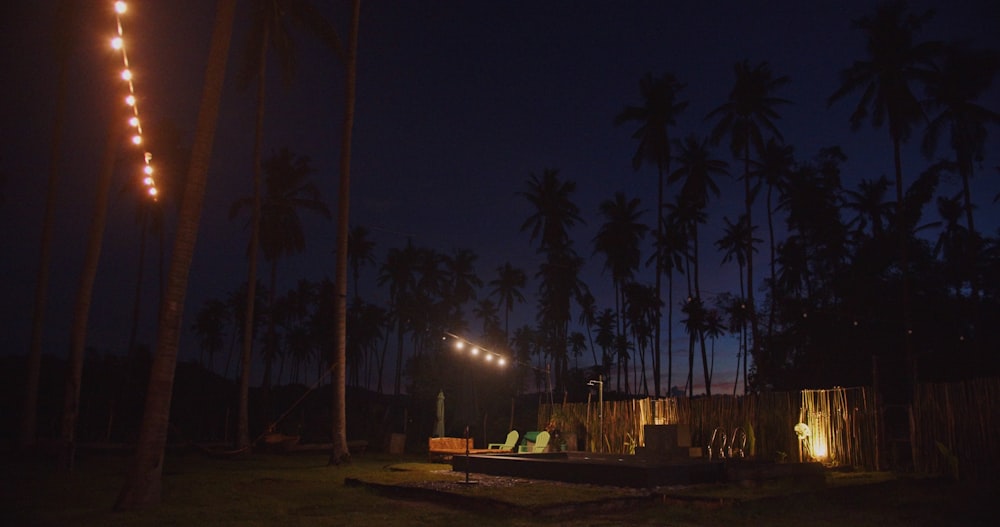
593,308 -> 617,382
680,297 -> 706,397
843,175 -> 894,241
443,248 -> 483,318
932,194 -> 970,295
192,298 -> 229,372
568,331 -> 587,369
518,169 -> 585,389
669,135 -> 727,296
473,298 -> 502,338
593,192 -> 648,350
21,0 -> 79,451
328,0 -> 360,469
716,215 -> 758,297
518,169 -> 584,253
749,138 -> 795,341
923,43 -> 1000,241
488,262 -> 527,339
708,59 -> 790,383
623,282 -> 658,395
233,147 -> 331,389
534,250 -> 587,391
669,135 -> 727,396
829,1 -> 942,389
347,225 -> 376,302
575,292 -> 600,367
116,0 -> 237,509
61,101 -> 123,469
718,292 -> 751,394
124,119 -> 191,358
615,73 -> 688,399
647,213 -> 688,395
378,242 -> 419,395
233,0 -> 343,452
922,43 -> 1000,309
703,308 -> 727,391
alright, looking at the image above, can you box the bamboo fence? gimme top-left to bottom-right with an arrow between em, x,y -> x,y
911,377 -> 998,482
539,379 -> 998,480
540,387 -> 877,469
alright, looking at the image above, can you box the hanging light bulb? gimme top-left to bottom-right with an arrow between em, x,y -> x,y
113,1 -> 157,199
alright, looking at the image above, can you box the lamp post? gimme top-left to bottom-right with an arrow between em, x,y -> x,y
588,375 -> 603,453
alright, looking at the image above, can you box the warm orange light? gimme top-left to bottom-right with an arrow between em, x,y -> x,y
498,358 -> 507,366
470,347 -> 479,355
113,2 -> 157,201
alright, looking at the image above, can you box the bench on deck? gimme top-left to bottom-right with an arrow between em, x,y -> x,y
427,437 -> 492,461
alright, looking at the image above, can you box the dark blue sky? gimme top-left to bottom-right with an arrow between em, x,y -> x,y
2,0 -> 998,393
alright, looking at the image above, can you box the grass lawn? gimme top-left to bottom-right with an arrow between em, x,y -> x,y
1,449 -> 992,526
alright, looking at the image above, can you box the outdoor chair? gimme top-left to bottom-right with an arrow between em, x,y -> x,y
519,430 -> 550,453
487,430 -> 519,451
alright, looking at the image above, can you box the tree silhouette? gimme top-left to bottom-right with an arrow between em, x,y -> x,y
489,262 -> 527,339
616,73 -> 688,398
708,59 -> 790,388
116,0 -> 237,509
829,1 -> 943,396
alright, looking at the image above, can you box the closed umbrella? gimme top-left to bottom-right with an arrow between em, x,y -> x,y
434,390 -> 445,438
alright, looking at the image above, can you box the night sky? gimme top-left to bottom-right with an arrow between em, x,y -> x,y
2,0 -> 999,393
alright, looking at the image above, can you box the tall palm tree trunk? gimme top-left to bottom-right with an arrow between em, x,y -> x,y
892,138 -> 915,397
237,26 -> 268,452
20,1 -> 73,449
693,224 -> 711,396
743,144 -> 761,388
666,274 -> 674,395
330,0 -> 361,465
61,113 -> 121,470
115,0 -> 236,509
766,184 -> 777,345
653,167 -> 664,398
127,225 -> 147,357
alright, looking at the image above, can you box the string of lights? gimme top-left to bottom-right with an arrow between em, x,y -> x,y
111,1 -> 158,200
443,332 -> 508,367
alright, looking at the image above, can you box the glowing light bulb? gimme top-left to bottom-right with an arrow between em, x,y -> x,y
498,358 -> 506,366
471,347 -> 479,355
113,2 -> 157,202
485,354 -> 493,362
454,341 -> 464,350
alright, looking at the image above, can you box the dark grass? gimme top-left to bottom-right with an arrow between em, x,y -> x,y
1,449 -> 992,526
